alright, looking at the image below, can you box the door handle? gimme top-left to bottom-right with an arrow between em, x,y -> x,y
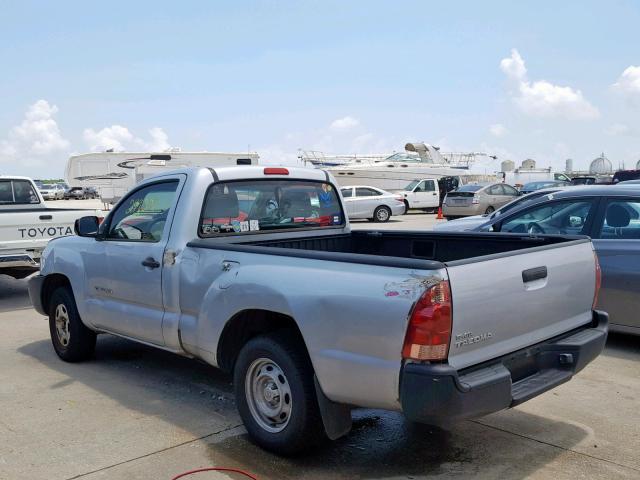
39,215 -> 52,220
141,257 -> 161,269
522,266 -> 547,283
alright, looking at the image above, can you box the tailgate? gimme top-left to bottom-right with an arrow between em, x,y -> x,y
0,211 -> 80,252
445,239 -> 597,370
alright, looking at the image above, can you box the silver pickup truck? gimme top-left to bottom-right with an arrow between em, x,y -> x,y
28,166 -> 608,454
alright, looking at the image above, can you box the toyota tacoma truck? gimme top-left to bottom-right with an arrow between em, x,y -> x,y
0,176 -> 103,279
28,166 -> 608,454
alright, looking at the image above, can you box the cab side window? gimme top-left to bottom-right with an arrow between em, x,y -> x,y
341,188 -> 353,198
106,181 -> 179,242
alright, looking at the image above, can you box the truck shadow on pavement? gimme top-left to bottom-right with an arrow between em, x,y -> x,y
19,334 -> 596,480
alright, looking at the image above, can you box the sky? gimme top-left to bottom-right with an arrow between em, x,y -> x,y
0,0 -> 639,177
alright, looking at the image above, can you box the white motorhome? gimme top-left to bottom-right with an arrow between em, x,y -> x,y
65,151 -> 259,204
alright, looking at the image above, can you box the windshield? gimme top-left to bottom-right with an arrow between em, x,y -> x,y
199,180 -> 344,236
491,190 -> 559,218
383,152 -> 422,163
404,180 -> 421,191
523,181 -> 559,191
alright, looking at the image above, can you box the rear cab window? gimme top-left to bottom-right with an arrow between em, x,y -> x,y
199,179 -> 345,236
0,180 -> 41,205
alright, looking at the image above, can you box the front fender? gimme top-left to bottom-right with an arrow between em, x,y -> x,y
39,238 -> 93,327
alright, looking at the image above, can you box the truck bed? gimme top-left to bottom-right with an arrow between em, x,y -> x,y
189,230 -> 579,267
189,230 -> 597,371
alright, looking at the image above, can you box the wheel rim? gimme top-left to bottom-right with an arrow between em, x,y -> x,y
54,304 -> 70,347
376,208 -> 389,221
245,358 -> 292,433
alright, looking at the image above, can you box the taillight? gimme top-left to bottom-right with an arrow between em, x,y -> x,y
593,251 -> 601,310
264,167 -> 289,175
394,195 -> 404,203
472,195 -> 479,204
402,280 -> 452,361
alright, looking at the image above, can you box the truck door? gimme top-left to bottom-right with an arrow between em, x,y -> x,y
93,177 -> 183,345
420,179 -> 439,209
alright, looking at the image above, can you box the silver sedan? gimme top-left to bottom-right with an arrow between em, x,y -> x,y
340,186 -> 406,222
442,183 -> 520,219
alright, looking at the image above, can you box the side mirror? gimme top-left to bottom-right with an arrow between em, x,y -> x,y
74,216 -> 100,237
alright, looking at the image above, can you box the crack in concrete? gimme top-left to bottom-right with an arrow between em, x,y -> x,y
472,419 -> 640,473
64,423 -> 244,480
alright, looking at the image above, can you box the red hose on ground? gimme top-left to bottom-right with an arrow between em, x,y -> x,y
171,467 -> 259,479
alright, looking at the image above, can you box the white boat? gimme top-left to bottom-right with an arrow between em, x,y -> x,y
65,150 -> 259,204
325,143 -> 498,190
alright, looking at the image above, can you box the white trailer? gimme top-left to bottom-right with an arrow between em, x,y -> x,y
65,151 -> 259,204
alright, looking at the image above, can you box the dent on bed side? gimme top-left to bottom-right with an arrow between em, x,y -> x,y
384,271 -> 444,299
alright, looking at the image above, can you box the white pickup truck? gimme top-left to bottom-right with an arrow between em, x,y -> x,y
0,176 -> 102,279
394,178 -> 446,212
29,166 -> 608,454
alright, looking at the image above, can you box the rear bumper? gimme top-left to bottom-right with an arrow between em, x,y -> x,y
400,310 -> 608,426
0,253 -> 39,269
28,274 -> 47,316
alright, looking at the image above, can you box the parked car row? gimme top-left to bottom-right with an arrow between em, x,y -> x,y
33,182 -> 99,201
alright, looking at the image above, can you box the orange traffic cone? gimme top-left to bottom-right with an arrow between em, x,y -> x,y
436,206 -> 444,220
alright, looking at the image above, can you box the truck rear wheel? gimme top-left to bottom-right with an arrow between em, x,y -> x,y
48,287 -> 96,362
233,331 -> 327,455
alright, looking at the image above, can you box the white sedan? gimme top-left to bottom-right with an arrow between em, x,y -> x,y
339,185 -> 406,222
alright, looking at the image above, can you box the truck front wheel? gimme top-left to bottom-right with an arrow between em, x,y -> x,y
48,287 -> 96,362
233,331 -> 327,455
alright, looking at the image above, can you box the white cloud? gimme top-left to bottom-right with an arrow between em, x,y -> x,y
605,123 -> 630,136
489,124 -> 507,137
500,49 -> 599,120
83,125 -> 171,152
147,127 -> 170,151
329,116 -> 360,131
0,100 -> 69,165
612,65 -> 640,100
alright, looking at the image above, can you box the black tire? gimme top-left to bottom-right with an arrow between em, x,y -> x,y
485,206 -> 495,214
373,205 -> 391,222
233,331 -> 327,455
403,200 -> 410,213
48,287 -> 96,362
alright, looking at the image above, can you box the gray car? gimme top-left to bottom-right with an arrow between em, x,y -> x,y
442,183 -> 520,219
461,186 -> 640,335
